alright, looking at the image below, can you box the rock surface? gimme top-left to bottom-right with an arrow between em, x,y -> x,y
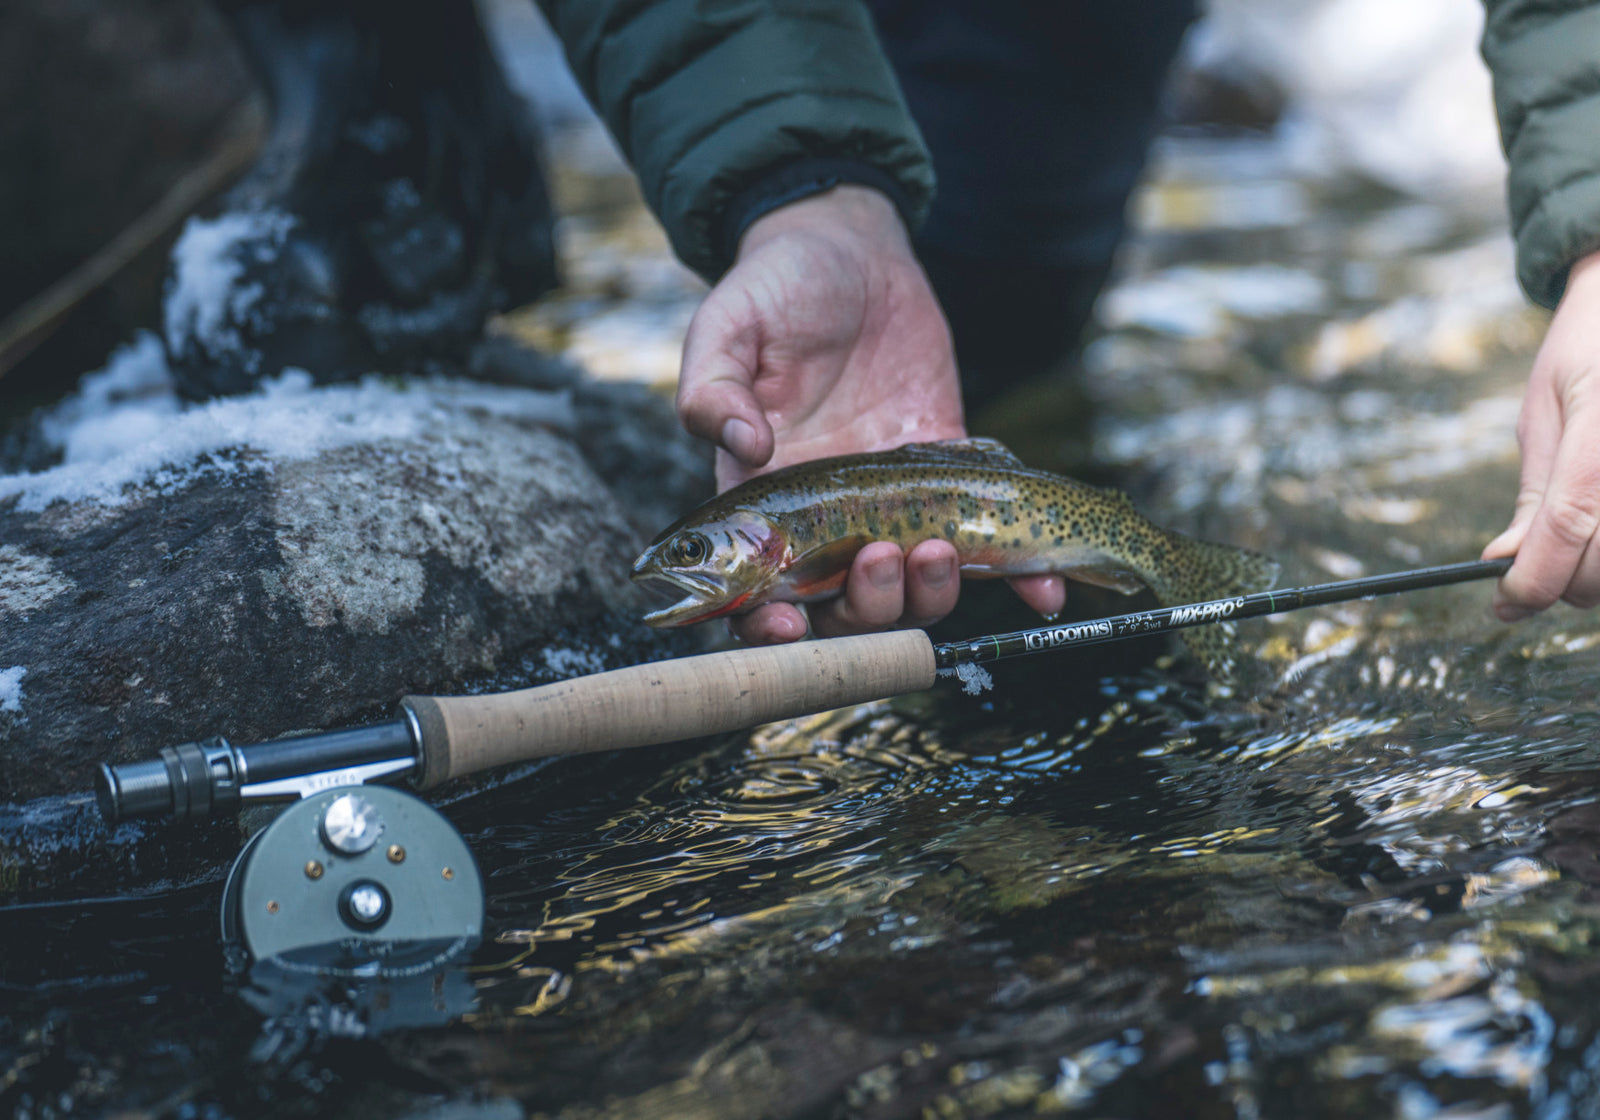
0,363 -> 709,807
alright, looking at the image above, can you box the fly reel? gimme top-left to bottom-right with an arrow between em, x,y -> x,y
220,785 -> 484,977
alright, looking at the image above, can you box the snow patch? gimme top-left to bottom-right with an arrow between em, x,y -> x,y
0,667 -> 25,715
164,210 -> 296,359
0,373 -> 576,513
38,331 -> 180,465
543,646 -> 607,678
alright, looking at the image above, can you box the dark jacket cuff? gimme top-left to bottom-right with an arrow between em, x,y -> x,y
715,158 -> 921,272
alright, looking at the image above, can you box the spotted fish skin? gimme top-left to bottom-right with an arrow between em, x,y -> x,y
630,439 -> 1279,678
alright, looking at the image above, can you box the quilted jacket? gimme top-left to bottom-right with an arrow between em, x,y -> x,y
1482,0 -> 1600,307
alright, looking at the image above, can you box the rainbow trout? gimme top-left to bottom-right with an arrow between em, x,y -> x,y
631,439 -> 1279,677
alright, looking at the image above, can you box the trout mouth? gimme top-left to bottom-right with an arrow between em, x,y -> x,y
632,568 -> 740,627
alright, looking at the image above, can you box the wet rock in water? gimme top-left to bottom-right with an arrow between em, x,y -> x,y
0,361 -> 709,810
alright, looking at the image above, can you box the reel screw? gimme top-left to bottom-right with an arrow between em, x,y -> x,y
348,885 -> 386,922
320,793 -> 384,856
338,879 -> 392,931
305,860 -> 325,880
266,900 -> 280,914
442,867 -> 455,881
387,844 -> 406,864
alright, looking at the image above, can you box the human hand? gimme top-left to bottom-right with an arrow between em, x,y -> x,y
1485,249 -> 1600,619
676,185 -> 1064,642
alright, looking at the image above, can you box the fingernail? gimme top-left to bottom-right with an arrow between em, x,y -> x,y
721,418 -> 757,461
868,555 -> 899,589
923,558 -> 954,589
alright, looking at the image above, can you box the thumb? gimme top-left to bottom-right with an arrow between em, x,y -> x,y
1483,489 -> 1540,560
677,296 -> 774,471
1485,368 -> 1561,562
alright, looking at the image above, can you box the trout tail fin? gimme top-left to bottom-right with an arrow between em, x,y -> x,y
1144,532 -> 1280,681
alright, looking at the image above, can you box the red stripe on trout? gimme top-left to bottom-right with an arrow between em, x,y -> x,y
630,439 -> 1279,678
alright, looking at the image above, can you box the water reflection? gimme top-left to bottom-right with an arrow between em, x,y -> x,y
14,633 -> 1600,1114
241,951 -> 479,1065
442,610 -> 1600,1117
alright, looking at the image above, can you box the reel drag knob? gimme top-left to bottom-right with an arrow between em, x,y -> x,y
321,792 -> 384,855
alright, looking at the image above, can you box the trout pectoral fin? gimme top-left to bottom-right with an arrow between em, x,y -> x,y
784,534 -> 871,597
1066,564 -> 1148,595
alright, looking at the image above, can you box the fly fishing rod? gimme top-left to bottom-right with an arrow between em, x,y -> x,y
97,556 -> 1513,825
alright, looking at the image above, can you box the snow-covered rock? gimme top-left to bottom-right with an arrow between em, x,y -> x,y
0,357 -> 708,806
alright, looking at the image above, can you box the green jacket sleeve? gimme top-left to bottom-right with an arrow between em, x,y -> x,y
1482,0 -> 1600,308
537,0 -> 934,283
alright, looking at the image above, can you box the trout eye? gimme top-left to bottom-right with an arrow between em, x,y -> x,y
665,532 -> 710,566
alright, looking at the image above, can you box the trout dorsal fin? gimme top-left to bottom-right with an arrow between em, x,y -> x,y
892,437 -> 1026,467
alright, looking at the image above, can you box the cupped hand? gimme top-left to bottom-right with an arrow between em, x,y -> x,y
676,185 -> 1064,643
1485,249 -> 1600,619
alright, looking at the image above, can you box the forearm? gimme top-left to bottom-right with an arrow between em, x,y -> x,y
535,0 -> 934,282
1481,0 -> 1600,307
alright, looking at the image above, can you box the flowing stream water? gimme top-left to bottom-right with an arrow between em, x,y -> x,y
8,128 -> 1600,1120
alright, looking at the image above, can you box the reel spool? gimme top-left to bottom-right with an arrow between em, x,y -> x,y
221,785 -> 484,976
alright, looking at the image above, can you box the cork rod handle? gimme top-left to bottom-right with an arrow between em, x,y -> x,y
401,629 -> 939,788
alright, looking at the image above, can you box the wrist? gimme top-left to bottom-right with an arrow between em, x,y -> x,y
718,156 -> 920,272
736,184 -> 913,263
1566,249 -> 1600,300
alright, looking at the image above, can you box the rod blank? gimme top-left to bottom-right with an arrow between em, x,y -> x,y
933,557 -> 1512,668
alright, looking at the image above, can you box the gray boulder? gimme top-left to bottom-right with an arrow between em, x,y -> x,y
0,354 -> 709,812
